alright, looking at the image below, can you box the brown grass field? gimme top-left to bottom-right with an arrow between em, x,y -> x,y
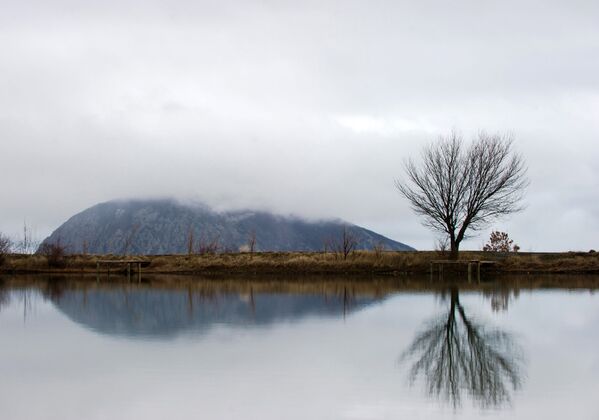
1,250 -> 598,276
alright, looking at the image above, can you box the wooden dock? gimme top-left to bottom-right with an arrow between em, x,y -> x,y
96,260 -> 150,282
430,259 -> 496,282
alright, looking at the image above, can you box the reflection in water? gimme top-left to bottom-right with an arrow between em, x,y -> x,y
0,276 -> 391,337
0,280 -> 9,312
2,275 -> 599,420
0,278 -> 39,321
401,288 -> 525,409
48,284 -> 376,338
481,287 -> 521,312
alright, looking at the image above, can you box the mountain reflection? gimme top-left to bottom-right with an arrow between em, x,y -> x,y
48,284 -> 378,338
401,288 -> 525,409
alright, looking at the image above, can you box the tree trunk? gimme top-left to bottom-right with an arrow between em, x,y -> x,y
450,237 -> 459,260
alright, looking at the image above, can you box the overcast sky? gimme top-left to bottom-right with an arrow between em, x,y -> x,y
1,0 -> 598,251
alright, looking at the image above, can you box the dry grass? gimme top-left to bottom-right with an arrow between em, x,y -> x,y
1,250 -> 598,276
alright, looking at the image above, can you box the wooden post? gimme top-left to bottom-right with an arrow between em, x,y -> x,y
96,262 -> 100,283
468,262 -> 472,283
430,262 -> 433,282
138,262 -> 141,283
477,261 -> 481,283
127,262 -> 131,282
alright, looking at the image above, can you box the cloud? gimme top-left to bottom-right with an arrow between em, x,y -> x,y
1,0 -> 598,251
334,115 -> 437,136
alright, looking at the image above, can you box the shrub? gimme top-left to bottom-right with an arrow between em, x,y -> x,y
435,236 -> 450,258
373,241 -> 386,259
38,239 -> 67,268
483,231 -> 519,253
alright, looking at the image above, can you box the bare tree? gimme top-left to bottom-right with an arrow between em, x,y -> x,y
434,235 -> 450,257
22,220 -> 30,253
17,220 -> 39,254
122,224 -> 140,256
0,233 -> 12,266
396,132 -> 528,259
186,227 -> 195,255
248,230 -> 256,254
373,240 -> 386,259
331,226 -> 358,260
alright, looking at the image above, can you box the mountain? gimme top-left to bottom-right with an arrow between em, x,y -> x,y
40,199 -> 414,254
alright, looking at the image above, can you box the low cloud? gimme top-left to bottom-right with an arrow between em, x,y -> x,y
1,0 -> 598,251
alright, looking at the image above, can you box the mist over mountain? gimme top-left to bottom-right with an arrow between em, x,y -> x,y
40,199 -> 414,254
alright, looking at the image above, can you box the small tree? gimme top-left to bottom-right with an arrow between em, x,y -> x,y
186,228 -> 194,255
17,220 -> 39,254
332,226 -> 358,261
248,230 -> 256,255
434,235 -> 450,257
483,231 -> 519,252
396,131 -> 528,259
0,233 -> 13,266
373,240 -> 386,259
122,224 -> 140,256
239,231 -> 257,258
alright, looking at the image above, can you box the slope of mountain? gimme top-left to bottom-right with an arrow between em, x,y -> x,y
40,199 -> 414,254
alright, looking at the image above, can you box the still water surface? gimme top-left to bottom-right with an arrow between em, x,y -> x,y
1,275 -> 598,419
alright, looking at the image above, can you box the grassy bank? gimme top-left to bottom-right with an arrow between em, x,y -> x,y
1,250 -> 598,276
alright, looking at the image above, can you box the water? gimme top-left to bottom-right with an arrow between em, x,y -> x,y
1,275 -> 598,419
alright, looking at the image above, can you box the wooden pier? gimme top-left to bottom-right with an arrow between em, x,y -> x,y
95,260 -> 150,282
430,259 -> 496,283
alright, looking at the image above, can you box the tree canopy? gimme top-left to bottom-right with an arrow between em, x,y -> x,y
396,132 -> 528,258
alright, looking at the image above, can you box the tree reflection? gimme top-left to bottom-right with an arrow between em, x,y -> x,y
401,288 -> 524,409
482,287 -> 520,312
0,280 -> 9,313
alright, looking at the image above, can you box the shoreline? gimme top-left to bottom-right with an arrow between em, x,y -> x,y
1,250 -> 598,276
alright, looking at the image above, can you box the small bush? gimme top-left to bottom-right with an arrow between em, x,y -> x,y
483,231 -> 519,253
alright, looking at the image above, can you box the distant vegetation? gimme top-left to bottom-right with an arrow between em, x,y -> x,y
1,250 -> 598,276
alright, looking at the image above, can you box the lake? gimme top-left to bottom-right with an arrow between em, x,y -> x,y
1,274 -> 598,419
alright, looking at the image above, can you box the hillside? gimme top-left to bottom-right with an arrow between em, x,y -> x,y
40,199 -> 414,254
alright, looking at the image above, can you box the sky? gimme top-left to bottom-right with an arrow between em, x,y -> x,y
1,0 -> 598,251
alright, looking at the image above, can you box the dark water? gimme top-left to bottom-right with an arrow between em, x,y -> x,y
1,275 -> 598,419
